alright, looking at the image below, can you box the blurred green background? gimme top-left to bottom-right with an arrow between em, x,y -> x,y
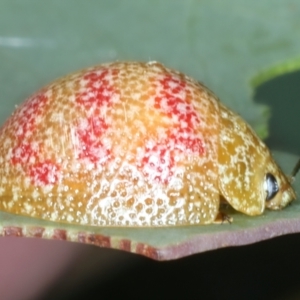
1,0 -> 300,136
0,1 -> 300,299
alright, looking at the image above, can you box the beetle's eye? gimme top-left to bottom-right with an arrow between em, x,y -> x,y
265,173 -> 279,201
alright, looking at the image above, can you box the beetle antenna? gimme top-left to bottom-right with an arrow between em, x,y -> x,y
291,158 -> 300,179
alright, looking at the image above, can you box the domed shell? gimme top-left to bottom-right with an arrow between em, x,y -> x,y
0,61 -> 296,226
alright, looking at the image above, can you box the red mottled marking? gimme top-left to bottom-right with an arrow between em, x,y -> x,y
11,94 -> 48,166
10,93 -> 61,186
15,94 -> 47,140
52,229 -> 67,240
76,116 -> 111,164
11,143 -> 37,165
76,69 -> 117,109
142,75 -> 205,183
3,226 -> 23,237
156,75 -> 204,155
29,160 -> 61,186
75,69 -> 118,165
170,129 -> 204,154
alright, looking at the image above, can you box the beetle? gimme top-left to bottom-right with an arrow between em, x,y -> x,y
0,61 -> 297,226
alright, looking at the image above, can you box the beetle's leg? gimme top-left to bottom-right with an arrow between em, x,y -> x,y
213,212 -> 233,224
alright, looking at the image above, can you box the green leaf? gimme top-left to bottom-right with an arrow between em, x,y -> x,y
0,0 -> 299,260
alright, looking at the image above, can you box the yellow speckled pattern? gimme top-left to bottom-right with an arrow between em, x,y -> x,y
218,102 -> 296,215
0,61 -> 296,226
